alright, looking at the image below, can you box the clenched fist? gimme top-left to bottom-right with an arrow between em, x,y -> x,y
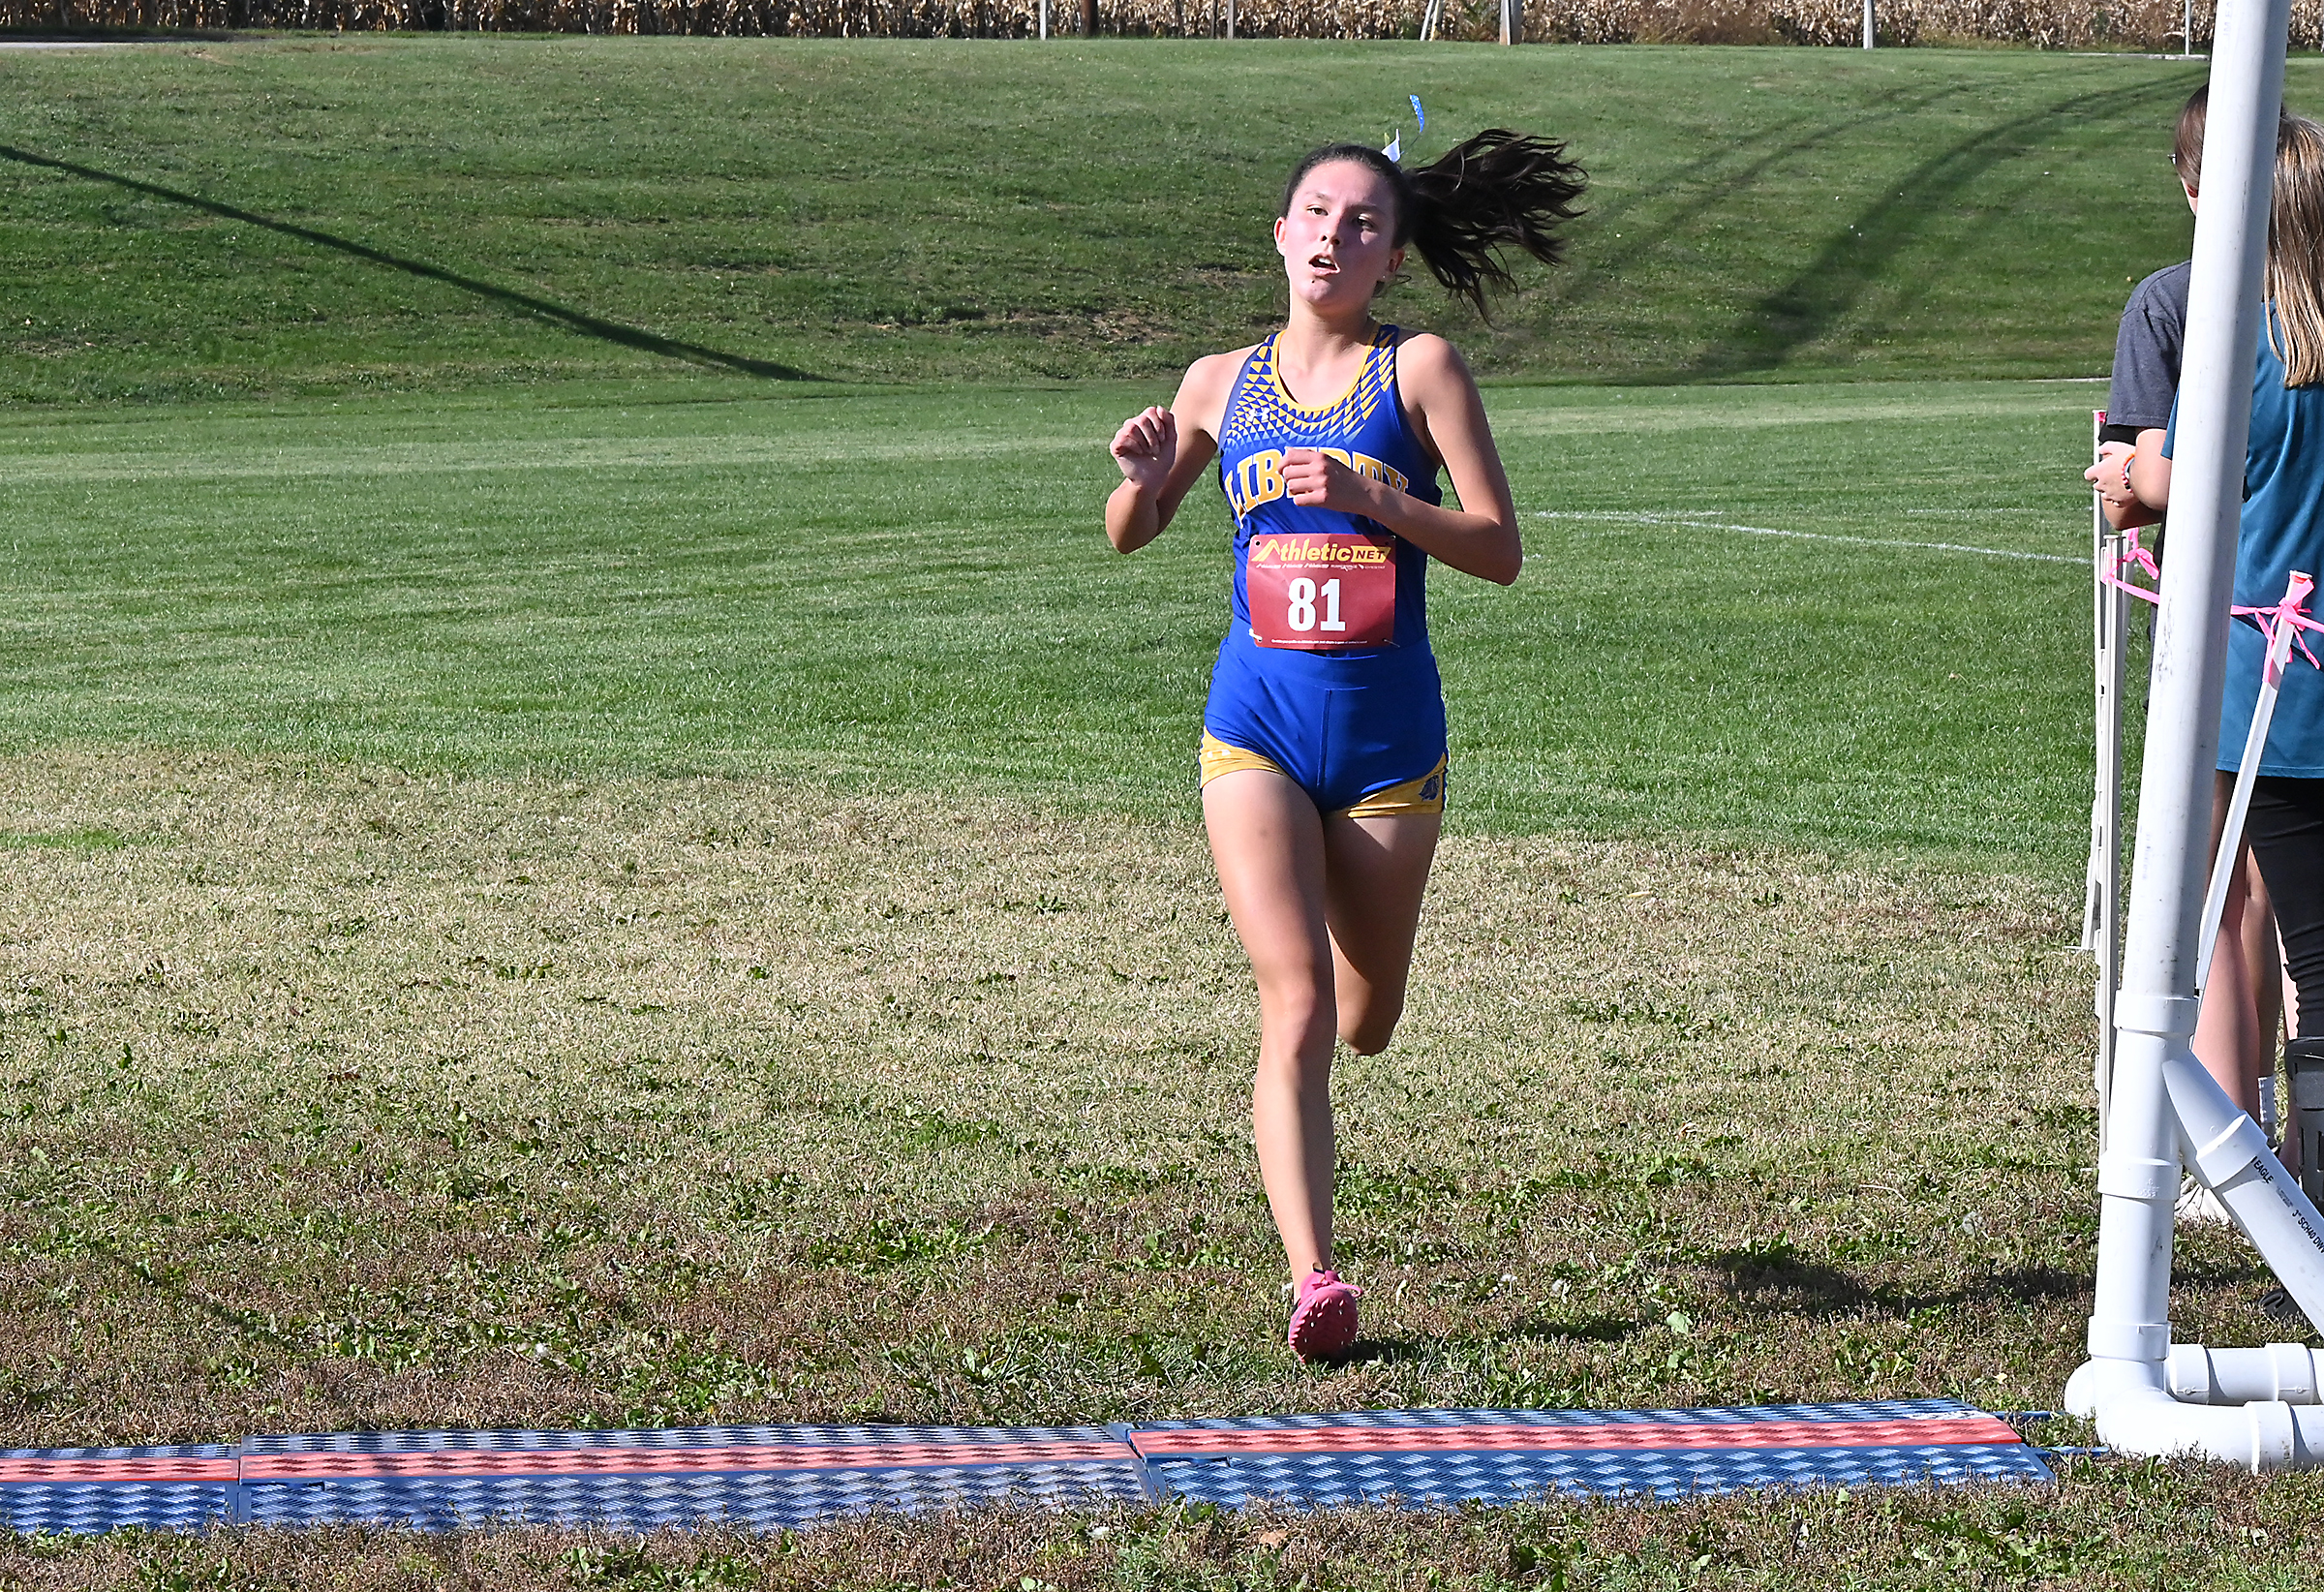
1112,406 -> 1177,496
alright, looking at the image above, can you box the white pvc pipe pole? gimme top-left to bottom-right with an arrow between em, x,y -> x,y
2100,409 -> 2119,962
2099,565 -> 2126,1134
1862,0 -> 1874,46
1039,0 -> 1048,37
2089,20 -> 2275,1382
2071,0 -> 2324,1465
2088,416 -> 2126,1148
2092,434 -> 2128,1143
2165,1049 -> 2324,1321
2171,1341 -> 2324,1402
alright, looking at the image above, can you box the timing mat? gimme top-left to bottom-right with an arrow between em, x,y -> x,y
0,1399 -> 2049,1534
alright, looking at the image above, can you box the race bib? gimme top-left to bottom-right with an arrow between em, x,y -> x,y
1245,532 -> 1397,650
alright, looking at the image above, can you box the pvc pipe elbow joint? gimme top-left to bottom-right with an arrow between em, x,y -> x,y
2073,1355 -> 2324,1468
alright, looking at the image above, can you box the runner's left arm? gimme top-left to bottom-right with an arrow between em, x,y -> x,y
1276,334 -> 1521,586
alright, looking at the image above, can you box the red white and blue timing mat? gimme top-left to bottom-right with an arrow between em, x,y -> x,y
0,1399 -> 2049,1534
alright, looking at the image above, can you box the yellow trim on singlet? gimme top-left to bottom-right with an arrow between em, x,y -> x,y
1198,733 -> 1446,817
1266,325 -> 1394,415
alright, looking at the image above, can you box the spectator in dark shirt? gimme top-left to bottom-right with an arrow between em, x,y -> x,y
2092,88 -> 2204,521
2103,257 -> 2189,468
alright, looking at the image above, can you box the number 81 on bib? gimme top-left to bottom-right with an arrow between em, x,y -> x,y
1245,532 -> 1397,650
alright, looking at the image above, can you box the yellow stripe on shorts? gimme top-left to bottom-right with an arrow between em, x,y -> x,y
1199,731 -> 1289,785
1341,754 -> 1447,818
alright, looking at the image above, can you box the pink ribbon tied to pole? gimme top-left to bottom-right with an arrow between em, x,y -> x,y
2234,567 -> 2324,677
2197,567 -> 2322,989
2100,527 -> 2164,607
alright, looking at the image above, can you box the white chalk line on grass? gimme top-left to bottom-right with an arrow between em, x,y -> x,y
1534,509 -> 2081,565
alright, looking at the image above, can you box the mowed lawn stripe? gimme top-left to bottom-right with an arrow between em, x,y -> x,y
0,429 -> 1097,486
1541,512 -> 2082,564
0,378 -> 2101,871
0,382 -> 2083,484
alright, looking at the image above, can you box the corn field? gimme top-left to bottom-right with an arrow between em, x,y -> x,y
13,0 -> 2321,55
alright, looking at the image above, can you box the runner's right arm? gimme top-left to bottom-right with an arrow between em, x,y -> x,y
1107,354 -> 1236,553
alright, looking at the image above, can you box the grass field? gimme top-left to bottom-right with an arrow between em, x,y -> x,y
0,387 -> 2226,1584
2,376 -> 2103,864
1,32 -> 2316,1592
0,37 -> 2250,398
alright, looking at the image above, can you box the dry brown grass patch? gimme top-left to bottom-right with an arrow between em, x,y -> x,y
0,748 -> 2267,1461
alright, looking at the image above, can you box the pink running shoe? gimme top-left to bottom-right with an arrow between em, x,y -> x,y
1287,1268 -> 1361,1361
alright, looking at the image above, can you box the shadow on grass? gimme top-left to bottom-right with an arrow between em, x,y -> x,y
1338,1315 -> 1644,1367
1548,77 -> 1972,321
1334,1335 -> 1434,1367
1675,73 -> 2196,381
1495,1313 -> 1645,1345
0,143 -> 821,382
1703,1248 -> 2088,1315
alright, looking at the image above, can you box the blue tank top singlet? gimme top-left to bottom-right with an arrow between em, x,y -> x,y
1214,325 -> 1444,681
2168,319 -> 2324,777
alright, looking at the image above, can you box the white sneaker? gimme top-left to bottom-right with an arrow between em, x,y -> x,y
2177,1175 -> 2233,1227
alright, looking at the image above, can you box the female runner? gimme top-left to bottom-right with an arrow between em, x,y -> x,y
1105,131 -> 1584,1360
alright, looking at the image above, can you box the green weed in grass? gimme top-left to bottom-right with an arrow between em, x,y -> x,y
0,828 -> 125,852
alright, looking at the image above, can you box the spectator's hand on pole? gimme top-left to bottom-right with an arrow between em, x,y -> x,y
2087,440 -> 2163,531
2087,441 -> 2138,510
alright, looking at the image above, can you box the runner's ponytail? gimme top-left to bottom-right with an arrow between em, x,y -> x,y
1279,131 -> 1587,319
1405,131 -> 1588,317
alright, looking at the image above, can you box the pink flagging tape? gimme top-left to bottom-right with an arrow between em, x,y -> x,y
0,1456 -> 240,1484
1133,1416 -> 2023,1457
2100,527 -> 2162,607
240,1438 -> 1131,1482
2104,548 -> 2322,675
2240,569 -> 2323,676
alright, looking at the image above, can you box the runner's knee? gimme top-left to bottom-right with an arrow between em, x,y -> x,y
1255,988 -> 1336,1061
1339,995 -> 1403,1056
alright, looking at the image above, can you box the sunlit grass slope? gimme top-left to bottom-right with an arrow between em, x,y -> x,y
0,376 -> 2102,872
0,36 -> 2251,400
